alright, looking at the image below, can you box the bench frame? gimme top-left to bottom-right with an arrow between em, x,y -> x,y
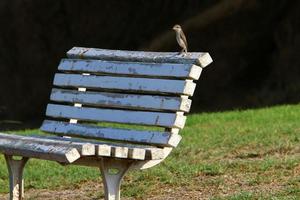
5,156 -> 28,200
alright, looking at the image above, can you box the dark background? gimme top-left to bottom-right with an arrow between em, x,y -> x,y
0,0 -> 299,126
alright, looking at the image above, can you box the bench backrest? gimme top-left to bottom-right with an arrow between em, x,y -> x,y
40,47 -> 212,148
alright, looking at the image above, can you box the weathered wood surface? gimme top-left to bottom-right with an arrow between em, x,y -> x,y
67,47 -> 213,68
53,73 -> 196,96
0,133 -> 95,156
41,120 -> 181,147
51,89 -> 191,112
0,133 -> 80,163
58,59 -> 202,80
23,136 -> 94,156
46,104 -> 187,128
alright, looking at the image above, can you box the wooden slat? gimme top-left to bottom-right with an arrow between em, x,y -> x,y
46,104 -> 186,129
41,120 -> 182,147
50,88 -> 192,112
21,135 -> 96,156
0,133 -> 80,163
53,73 -> 196,96
58,59 -> 202,80
67,47 -> 213,68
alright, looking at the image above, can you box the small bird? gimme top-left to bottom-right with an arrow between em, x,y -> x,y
172,24 -> 188,54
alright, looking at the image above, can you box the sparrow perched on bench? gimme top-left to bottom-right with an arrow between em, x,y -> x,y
172,24 -> 188,54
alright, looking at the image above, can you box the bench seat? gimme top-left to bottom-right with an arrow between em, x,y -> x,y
33,135 -> 167,161
0,133 -> 166,162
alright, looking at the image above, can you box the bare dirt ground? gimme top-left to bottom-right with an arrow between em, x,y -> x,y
0,168 -> 297,200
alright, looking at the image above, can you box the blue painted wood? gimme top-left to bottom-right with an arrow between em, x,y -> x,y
41,120 -> 181,147
46,104 -> 186,128
58,59 -> 202,80
50,89 -> 191,112
53,73 -> 196,96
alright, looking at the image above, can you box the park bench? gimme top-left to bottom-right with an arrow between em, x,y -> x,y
0,47 -> 212,200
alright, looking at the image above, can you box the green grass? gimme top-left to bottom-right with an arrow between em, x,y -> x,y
0,104 -> 299,199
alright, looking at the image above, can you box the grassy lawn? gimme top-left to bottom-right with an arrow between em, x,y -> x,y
0,104 -> 299,199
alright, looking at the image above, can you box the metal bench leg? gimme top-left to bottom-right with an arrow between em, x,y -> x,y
100,158 -> 134,200
4,155 -> 29,200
